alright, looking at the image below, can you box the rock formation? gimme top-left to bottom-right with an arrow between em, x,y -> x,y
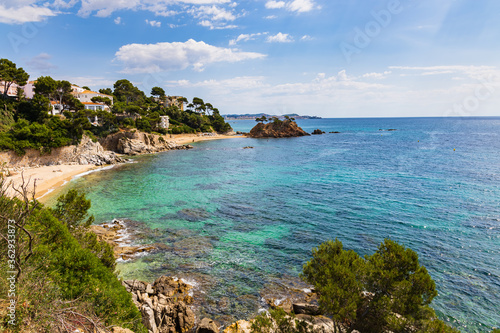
247,120 -> 310,138
0,135 -> 124,168
100,130 -> 192,155
311,129 -> 325,135
91,219 -> 156,260
122,277 -> 195,333
197,318 -> 219,333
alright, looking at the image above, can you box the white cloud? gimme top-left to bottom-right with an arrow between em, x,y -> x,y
26,53 -> 57,72
265,1 -> 285,9
77,0 -> 233,18
264,15 -> 277,19
300,35 -> 313,41
229,33 -> 265,46
114,39 -> 266,73
265,0 -> 319,13
146,19 -> 161,27
162,67 -> 500,117
0,4 -> 56,24
389,65 -> 498,80
114,16 -> 121,24
64,76 -> 116,89
266,32 -> 293,43
286,0 -> 318,13
188,4 -> 238,29
361,71 -> 392,79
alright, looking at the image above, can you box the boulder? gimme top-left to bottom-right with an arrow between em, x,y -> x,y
141,304 -> 158,333
197,318 -> 219,333
111,328 -> 135,333
311,129 -> 325,135
125,276 -> 195,333
292,303 -> 321,315
223,320 -> 252,333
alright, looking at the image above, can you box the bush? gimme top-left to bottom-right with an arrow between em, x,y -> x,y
0,183 -> 146,332
251,308 -> 314,333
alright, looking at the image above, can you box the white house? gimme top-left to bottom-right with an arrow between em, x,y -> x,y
159,116 -> 169,129
0,81 -> 20,97
72,89 -> 113,105
81,101 -> 110,111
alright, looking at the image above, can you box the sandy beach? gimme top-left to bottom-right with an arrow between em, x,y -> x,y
4,164 -> 97,201
169,133 -> 243,145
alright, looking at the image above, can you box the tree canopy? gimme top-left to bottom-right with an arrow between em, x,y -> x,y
301,238 -> 458,333
0,58 -> 29,97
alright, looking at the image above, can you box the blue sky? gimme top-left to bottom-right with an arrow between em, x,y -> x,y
1,0 -> 500,117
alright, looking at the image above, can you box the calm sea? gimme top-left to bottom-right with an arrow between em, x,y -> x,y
47,118 -> 500,332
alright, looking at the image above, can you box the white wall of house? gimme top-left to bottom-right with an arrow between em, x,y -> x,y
159,115 -> 169,129
0,81 -> 20,97
73,90 -> 113,105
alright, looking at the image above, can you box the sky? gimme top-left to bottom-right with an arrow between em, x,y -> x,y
1,0 -> 500,117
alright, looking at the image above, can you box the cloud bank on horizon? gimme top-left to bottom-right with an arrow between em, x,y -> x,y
1,0 -> 500,117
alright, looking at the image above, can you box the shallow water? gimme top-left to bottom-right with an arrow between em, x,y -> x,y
47,117 -> 500,332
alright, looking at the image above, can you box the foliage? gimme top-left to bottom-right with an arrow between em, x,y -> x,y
0,58 -> 29,97
251,308 -> 314,333
151,86 -> 166,99
256,115 -> 268,123
0,181 -> 146,332
301,238 -> 457,333
0,59 -> 233,154
52,189 -> 94,229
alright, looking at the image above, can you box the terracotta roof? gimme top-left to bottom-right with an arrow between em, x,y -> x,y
74,90 -> 113,98
81,102 -> 105,105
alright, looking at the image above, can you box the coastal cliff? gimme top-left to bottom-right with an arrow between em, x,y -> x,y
248,120 -> 310,138
99,130 -> 192,155
0,135 -> 124,167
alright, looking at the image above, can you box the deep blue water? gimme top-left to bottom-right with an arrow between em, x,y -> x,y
49,118 -> 500,332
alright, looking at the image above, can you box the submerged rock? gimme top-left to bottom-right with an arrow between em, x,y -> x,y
177,208 -> 211,222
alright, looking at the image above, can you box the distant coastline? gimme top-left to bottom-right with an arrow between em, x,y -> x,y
223,113 -> 322,120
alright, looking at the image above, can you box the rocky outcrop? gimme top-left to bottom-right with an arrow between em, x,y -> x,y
311,129 -> 325,135
0,135 -> 124,168
292,303 -> 321,315
100,130 -> 192,155
91,219 -> 156,260
122,276 -> 195,333
247,120 -> 310,138
197,318 -> 219,333
223,320 -> 251,333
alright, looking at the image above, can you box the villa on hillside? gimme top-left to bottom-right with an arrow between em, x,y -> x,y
72,89 -> 113,105
167,96 -> 185,111
0,81 -> 20,97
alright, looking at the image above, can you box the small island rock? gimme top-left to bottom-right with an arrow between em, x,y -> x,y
248,120 -> 310,138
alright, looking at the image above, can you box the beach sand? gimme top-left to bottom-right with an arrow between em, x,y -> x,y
169,133 -> 243,145
4,164 -> 97,201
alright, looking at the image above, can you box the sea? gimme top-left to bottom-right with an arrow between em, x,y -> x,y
45,117 -> 500,332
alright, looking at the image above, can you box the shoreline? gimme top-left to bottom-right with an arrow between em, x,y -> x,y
169,133 -> 244,145
4,133 -> 243,203
5,164 -> 99,202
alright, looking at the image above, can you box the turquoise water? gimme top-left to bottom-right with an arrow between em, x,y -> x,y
48,118 -> 500,332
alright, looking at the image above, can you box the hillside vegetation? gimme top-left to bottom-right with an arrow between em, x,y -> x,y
0,58 -> 232,155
